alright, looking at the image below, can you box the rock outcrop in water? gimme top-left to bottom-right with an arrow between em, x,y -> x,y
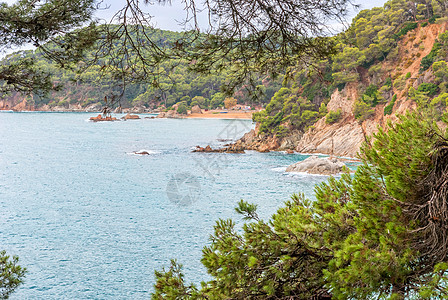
286,156 -> 346,175
123,113 -> 140,120
89,114 -> 118,122
133,150 -> 150,155
193,144 -> 245,153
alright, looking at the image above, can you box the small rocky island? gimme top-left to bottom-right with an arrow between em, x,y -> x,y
286,155 -> 346,175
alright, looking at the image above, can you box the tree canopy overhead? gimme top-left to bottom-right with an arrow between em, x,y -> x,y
0,0 -> 98,94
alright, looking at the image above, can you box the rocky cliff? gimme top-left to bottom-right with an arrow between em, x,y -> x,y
240,21 -> 448,158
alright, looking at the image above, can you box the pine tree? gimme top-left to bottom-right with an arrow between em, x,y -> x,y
152,111 -> 448,299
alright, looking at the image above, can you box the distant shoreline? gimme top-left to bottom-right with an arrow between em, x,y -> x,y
186,111 -> 253,119
0,109 -> 255,120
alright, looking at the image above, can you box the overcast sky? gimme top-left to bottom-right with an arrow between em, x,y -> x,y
95,0 -> 389,32
2,0 -> 389,32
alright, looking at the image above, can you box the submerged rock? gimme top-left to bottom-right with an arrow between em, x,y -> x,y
134,150 -> 150,155
286,155 -> 346,175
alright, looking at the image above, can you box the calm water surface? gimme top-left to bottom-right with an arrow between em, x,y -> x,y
0,112 -> 329,299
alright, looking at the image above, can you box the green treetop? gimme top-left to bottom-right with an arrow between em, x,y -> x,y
152,111 -> 448,299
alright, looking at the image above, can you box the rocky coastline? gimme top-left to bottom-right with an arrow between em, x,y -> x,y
286,156 -> 346,175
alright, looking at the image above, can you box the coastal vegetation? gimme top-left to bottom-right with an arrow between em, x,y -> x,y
0,251 -> 26,299
3,0 -> 448,298
253,0 -> 448,142
0,0 -> 354,296
153,111 -> 448,299
1,27 -> 281,111
151,0 -> 448,298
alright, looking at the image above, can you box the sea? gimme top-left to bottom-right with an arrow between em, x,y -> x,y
0,112 -> 334,299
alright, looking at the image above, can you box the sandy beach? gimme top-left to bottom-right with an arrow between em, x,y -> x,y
187,110 -> 254,119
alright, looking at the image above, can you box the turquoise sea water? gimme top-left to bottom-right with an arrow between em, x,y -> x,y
0,112 -> 330,299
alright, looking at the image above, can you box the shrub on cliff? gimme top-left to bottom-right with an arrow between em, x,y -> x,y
418,82 -> 439,96
152,112 -> 448,299
384,94 -> 397,115
325,109 -> 342,124
354,100 -> 375,122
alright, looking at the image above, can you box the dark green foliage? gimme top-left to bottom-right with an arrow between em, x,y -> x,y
253,0 -> 443,139
363,84 -> 380,106
336,82 -> 346,91
0,0 -> 97,95
0,250 -> 27,299
182,0 -> 352,96
2,27 -> 279,109
177,103 -> 188,114
153,112 -> 448,299
253,77 -> 324,137
429,15 -> 439,24
422,21 -> 428,27
152,260 -> 200,299
0,56 -> 54,96
396,22 -> 418,38
421,41 -> 442,72
359,84 -> 383,110
325,109 -> 342,124
418,82 -> 439,96
384,94 -> 397,115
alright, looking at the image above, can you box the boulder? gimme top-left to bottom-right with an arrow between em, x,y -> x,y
192,144 -> 244,154
157,112 -> 166,118
89,114 -> 118,122
52,105 -> 67,112
258,145 -> 270,153
40,104 -> 50,111
85,103 -> 102,112
123,113 -> 140,120
286,155 -> 346,175
69,104 -> 82,111
166,110 -> 176,118
131,106 -> 146,113
191,105 -> 202,114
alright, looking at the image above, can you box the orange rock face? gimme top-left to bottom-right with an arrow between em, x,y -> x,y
124,113 -> 140,120
90,114 -> 118,122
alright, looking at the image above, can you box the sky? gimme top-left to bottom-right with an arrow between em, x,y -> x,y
2,0 -> 389,32
96,0 -> 389,32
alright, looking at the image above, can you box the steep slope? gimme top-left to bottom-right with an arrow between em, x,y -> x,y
296,22 -> 448,157
242,0 -> 448,157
